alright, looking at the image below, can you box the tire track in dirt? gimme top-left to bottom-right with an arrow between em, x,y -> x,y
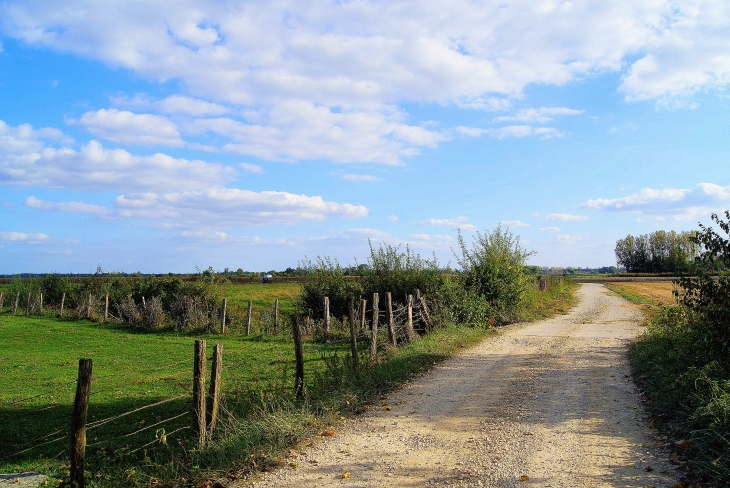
245,284 -> 679,487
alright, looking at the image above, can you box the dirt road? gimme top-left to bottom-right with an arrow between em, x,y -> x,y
251,284 -> 678,487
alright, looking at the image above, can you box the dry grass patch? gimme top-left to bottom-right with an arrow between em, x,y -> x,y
604,281 -> 679,318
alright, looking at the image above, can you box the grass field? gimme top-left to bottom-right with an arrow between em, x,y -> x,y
0,279 -> 578,486
604,281 -> 678,318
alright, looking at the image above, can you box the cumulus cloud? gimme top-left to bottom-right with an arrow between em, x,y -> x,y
416,216 -> 477,231
387,215 -> 399,222
2,1 -> 728,166
581,183 -> 730,220
498,220 -> 529,228
0,230 -> 49,242
539,226 -> 561,232
495,107 -> 583,123
556,234 -> 582,244
410,233 -> 453,242
28,189 -> 368,228
0,120 -> 234,192
544,213 -> 590,222
68,109 -> 183,146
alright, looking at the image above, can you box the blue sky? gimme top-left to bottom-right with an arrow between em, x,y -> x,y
1,1 -> 729,273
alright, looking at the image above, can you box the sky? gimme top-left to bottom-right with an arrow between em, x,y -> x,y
1,0 -> 730,274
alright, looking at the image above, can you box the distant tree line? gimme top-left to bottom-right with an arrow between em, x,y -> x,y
615,230 -> 698,273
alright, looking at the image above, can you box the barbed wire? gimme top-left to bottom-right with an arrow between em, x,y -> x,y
86,411 -> 190,448
87,394 -> 187,431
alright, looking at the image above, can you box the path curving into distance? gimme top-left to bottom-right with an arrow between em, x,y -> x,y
246,283 -> 678,487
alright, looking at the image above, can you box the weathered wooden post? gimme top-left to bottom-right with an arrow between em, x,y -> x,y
360,298 -> 367,331
141,296 -> 147,311
70,358 -> 92,488
207,344 -> 222,442
539,278 -> 547,292
103,294 -> 109,322
193,340 -> 207,448
39,293 -> 43,316
404,294 -> 415,344
273,299 -> 279,335
13,291 -> 19,314
292,316 -> 304,399
59,292 -> 66,317
348,298 -> 359,370
0,292 -> 3,312
386,292 -> 396,348
246,300 -> 252,336
323,296 -> 330,338
220,299 -> 227,334
26,291 -> 31,315
370,293 -> 379,365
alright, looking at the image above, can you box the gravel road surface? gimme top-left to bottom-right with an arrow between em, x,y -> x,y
249,283 -> 678,487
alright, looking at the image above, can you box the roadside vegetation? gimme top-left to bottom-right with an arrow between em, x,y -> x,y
0,227 -> 577,487
628,211 -> 730,484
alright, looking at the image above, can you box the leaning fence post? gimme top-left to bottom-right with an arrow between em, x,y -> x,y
273,299 -> 279,335
246,300 -> 252,336
220,299 -> 227,334
348,298 -> 359,370
70,358 -> 93,488
292,315 -> 304,398
323,296 -> 330,338
103,294 -> 109,322
13,291 -> 19,314
207,344 -> 222,442
360,299 -> 367,331
59,292 -> 66,317
405,294 -> 415,344
386,292 -> 396,348
193,340 -> 207,448
370,293 -> 379,365
419,293 -> 433,333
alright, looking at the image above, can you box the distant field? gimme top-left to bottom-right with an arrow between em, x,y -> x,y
604,281 -> 679,318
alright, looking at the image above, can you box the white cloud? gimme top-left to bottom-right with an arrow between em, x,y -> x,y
28,189 -> 368,228
498,220 -> 529,228
539,226 -> 561,232
387,215 -> 399,222
240,162 -> 265,174
581,183 -> 730,220
544,213 -> 590,222
416,216 -> 477,231
556,234 -> 582,245
68,109 -> 183,146
0,120 -> 234,192
25,196 -> 109,216
0,231 -> 49,242
410,233 -> 453,242
3,1 -> 729,167
489,125 -> 562,139
331,171 -> 382,182
495,107 -> 583,123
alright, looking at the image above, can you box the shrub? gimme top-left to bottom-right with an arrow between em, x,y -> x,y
453,226 -> 534,322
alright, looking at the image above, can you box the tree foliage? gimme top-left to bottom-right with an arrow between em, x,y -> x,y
615,230 -> 698,273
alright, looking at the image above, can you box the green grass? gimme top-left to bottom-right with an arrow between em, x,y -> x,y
517,279 -> 579,322
0,279 -> 578,487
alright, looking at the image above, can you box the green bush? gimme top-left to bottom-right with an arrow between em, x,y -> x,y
453,226 -> 535,323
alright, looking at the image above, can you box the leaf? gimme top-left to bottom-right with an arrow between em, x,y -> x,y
520,475 -> 529,481
319,429 -> 335,436
383,406 -> 392,411
341,472 -> 351,479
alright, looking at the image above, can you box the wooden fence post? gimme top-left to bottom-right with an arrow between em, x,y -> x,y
0,292 -> 3,312
193,339 -> 207,448
360,299 -> 367,331
292,315 -> 304,399
103,294 -> 109,322
348,298 -> 359,370
418,293 -> 433,333
13,291 -> 19,314
220,299 -> 227,334
39,293 -> 43,316
207,344 -> 222,442
26,291 -> 31,315
141,296 -> 147,311
386,292 -> 396,348
60,292 -> 66,317
323,296 -> 330,338
404,294 -> 415,344
273,299 -> 279,335
539,278 -> 547,292
70,358 -> 92,488
370,293 -> 379,365
246,300 -> 252,336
